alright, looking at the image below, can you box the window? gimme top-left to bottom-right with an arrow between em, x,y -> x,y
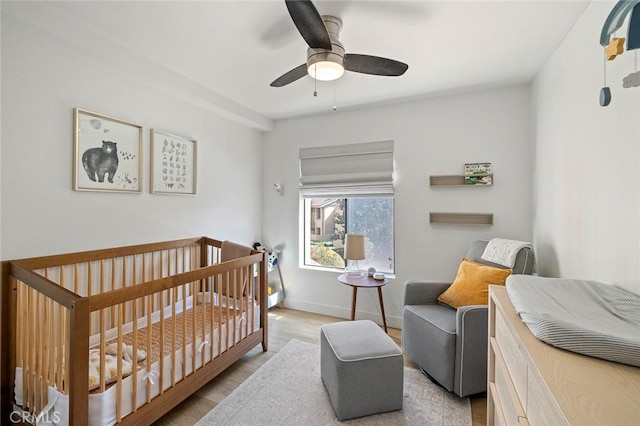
304,197 -> 394,273
299,140 -> 395,274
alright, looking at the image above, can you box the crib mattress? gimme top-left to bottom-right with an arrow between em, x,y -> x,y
106,302 -> 243,367
506,275 -> 640,367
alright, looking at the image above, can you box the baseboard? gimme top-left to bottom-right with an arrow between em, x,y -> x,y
279,299 -> 403,330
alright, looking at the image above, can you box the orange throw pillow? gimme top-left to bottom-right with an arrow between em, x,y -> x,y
437,258 -> 512,309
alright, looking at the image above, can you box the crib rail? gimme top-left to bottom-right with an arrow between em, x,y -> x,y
1,237 -> 268,426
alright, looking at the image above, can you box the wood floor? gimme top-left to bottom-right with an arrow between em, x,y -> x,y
154,308 -> 487,425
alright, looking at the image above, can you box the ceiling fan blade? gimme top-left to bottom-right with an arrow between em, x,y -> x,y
344,54 -> 409,77
285,0 -> 332,49
270,64 -> 308,87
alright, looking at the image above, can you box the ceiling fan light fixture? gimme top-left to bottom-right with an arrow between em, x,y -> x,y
307,46 -> 345,81
308,60 -> 344,81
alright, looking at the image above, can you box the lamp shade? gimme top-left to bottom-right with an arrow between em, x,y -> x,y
344,234 -> 365,260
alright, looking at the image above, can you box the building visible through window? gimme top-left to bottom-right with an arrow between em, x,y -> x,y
304,198 -> 394,273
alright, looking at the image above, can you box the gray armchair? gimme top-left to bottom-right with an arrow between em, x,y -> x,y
402,240 -> 534,397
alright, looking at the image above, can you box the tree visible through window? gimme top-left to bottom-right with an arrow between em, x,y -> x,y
304,198 -> 394,273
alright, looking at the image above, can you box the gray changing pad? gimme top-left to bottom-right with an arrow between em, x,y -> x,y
506,275 -> 640,367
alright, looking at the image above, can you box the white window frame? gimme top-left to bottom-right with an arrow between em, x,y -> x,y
299,197 -> 395,275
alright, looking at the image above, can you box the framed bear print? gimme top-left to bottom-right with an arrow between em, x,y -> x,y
73,108 -> 143,193
150,129 -> 197,195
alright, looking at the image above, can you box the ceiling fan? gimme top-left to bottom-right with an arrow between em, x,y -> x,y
270,0 -> 409,87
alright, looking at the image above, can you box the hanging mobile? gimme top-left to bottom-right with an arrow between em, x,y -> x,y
623,50 -> 640,87
600,52 -> 612,107
623,3 -> 640,88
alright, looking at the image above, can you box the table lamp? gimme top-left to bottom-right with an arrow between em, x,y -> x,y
344,234 -> 365,277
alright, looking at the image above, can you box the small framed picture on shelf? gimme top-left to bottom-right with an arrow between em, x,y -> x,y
150,129 -> 197,195
464,162 -> 492,185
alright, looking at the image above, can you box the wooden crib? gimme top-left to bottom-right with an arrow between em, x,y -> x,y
1,237 -> 268,425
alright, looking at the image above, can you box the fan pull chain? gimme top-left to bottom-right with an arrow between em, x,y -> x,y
603,52 -> 607,86
333,81 -> 337,111
314,64 -> 318,97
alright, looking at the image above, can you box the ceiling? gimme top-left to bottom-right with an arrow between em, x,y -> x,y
4,1 -> 589,129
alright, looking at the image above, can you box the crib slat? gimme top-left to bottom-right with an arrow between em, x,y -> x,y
16,282 -> 23,380
45,297 -> 53,391
141,253 -> 147,316
153,252 -> 159,318
191,280 -> 196,374
22,284 -> 32,411
123,257 -> 128,324
247,265 -> 251,337
250,264 -> 254,334
100,307 -> 106,393
224,271 -> 229,351
56,286 -> 64,392
201,277 -> 207,369
88,261 -> 96,334
88,260 -> 93,298
100,259 -> 105,295
31,285 -> 37,411
182,282 -> 187,380
232,270 -> 238,348
218,273 -> 223,357
116,303 -> 124,422
241,266 -> 246,340
132,297 -> 138,412
35,292 -> 42,413
146,294 -> 152,403
111,259 -> 116,328
209,276 -> 215,361
63,308 -> 70,402
132,255 -> 139,412
161,249 -> 165,279
171,286 -> 176,387
159,289 -> 165,395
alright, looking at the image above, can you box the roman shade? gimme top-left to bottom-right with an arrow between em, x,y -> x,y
299,140 -> 394,198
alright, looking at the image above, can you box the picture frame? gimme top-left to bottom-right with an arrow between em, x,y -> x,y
73,108 -> 143,193
150,129 -> 197,195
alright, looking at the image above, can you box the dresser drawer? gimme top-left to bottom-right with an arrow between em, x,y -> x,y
489,382 -> 507,426
495,308 -> 528,408
527,368 -> 568,426
494,339 -> 527,425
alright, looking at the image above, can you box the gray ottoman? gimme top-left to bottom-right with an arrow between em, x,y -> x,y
320,320 -> 403,421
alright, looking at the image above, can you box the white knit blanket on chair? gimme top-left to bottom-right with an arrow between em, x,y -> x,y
481,238 -> 531,268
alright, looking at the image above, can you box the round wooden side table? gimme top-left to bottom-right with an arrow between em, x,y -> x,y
337,273 -> 389,333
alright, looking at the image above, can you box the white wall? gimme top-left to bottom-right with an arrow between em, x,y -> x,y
263,85 -> 533,328
532,1 -> 640,295
0,13 -> 264,259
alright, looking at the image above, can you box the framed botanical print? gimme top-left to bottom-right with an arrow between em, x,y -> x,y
73,108 -> 143,193
150,129 -> 197,195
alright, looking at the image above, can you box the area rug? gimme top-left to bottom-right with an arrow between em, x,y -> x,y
196,339 -> 471,425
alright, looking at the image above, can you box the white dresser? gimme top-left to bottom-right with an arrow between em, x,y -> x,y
487,285 -> 640,425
